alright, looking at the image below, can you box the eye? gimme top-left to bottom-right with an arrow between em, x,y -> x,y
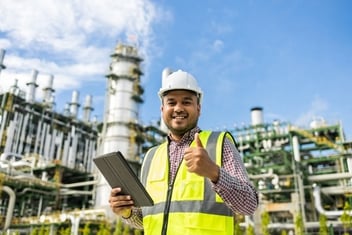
166,101 -> 176,106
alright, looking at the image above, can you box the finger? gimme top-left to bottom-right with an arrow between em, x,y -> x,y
194,133 -> 204,148
110,195 -> 134,208
111,187 -> 122,196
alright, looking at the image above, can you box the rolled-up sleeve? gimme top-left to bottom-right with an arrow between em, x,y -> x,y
211,138 -> 258,215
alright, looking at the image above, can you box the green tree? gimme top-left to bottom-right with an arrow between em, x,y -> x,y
97,222 -> 111,235
58,226 -> 71,235
319,214 -> 328,235
134,228 -> 143,235
30,227 -> 38,235
38,225 -> 48,235
234,220 -> 242,235
246,225 -> 255,235
81,222 -> 91,235
340,201 -> 352,235
114,219 -> 123,235
281,230 -> 287,235
294,213 -> 304,235
261,211 -> 270,235
122,224 -> 130,235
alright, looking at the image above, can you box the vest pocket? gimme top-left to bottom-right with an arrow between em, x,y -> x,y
143,213 -> 163,235
148,179 -> 167,202
174,178 -> 204,200
183,213 -> 226,233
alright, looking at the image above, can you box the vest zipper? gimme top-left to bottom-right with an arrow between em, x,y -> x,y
161,143 -> 182,235
161,136 -> 196,235
161,182 -> 174,235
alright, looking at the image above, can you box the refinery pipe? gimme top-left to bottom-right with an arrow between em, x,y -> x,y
248,168 -> 275,179
312,185 -> 352,218
2,186 -> 16,231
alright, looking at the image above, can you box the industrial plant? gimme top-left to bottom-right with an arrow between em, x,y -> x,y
0,43 -> 351,235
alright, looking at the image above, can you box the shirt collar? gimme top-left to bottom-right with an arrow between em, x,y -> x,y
167,126 -> 201,144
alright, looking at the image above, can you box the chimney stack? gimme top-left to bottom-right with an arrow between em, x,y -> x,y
26,69 -> 39,103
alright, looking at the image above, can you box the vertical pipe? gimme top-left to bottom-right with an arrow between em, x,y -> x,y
292,136 -> 301,162
83,138 -> 89,170
3,186 -> 16,231
83,95 -> 93,122
16,113 -> 24,152
4,121 -> 15,153
63,135 -> 71,166
9,79 -> 20,95
0,49 -> 6,76
24,114 -> 34,153
88,140 -> 96,172
43,74 -> 55,105
70,216 -> 81,235
69,90 -> 80,119
12,111 -> 24,153
291,135 -> 306,232
0,90 -> 7,109
39,123 -> 47,157
34,118 -> 42,154
18,111 -> 30,154
49,129 -> 57,161
0,110 -> 8,147
69,127 -> 78,168
26,69 -> 39,103
56,131 -> 64,161
43,127 -> 52,161
37,196 -> 43,218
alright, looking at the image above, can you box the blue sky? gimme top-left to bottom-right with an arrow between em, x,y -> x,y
0,0 -> 351,140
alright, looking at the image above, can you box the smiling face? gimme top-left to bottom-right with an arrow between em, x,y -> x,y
161,90 -> 201,141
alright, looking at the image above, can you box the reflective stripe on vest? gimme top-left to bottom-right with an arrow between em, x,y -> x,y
141,131 -> 235,235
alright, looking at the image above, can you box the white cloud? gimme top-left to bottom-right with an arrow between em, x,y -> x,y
0,39 -> 11,49
0,0 -> 157,50
209,21 -> 233,35
212,39 -> 224,52
0,0 -> 162,97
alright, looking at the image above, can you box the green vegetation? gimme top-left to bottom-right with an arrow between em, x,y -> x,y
319,214 -> 328,235
340,201 -> 352,235
261,211 -> 270,235
294,213 -> 304,235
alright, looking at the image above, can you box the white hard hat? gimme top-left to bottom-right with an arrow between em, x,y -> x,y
158,69 -> 203,102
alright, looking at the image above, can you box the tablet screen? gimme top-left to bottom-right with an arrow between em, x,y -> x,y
93,151 -> 154,207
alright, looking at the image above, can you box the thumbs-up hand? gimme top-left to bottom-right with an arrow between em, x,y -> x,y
184,133 -> 220,183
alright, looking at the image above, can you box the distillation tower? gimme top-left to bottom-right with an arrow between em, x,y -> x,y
95,43 -> 145,211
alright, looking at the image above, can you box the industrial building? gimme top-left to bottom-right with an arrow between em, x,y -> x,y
233,107 -> 352,234
0,44 -> 351,235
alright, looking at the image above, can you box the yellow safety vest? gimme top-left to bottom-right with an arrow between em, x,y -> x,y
141,131 -> 235,235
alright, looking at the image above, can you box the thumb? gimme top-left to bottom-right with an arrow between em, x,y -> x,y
194,133 -> 204,148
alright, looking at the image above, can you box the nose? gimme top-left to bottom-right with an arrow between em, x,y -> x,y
174,102 -> 184,112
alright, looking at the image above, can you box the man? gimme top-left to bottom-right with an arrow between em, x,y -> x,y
109,69 -> 258,235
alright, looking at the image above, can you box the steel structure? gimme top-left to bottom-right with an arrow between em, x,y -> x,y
0,44 -> 166,234
230,107 -> 352,234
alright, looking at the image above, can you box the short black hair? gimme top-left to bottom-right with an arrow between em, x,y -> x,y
161,89 -> 200,104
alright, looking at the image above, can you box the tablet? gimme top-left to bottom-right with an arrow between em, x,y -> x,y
93,151 -> 154,207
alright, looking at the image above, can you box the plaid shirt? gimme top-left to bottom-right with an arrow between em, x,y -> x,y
123,127 -> 258,229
